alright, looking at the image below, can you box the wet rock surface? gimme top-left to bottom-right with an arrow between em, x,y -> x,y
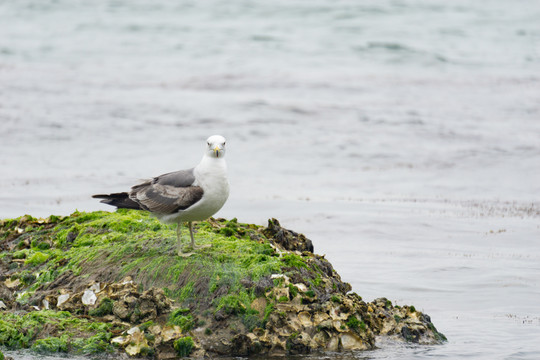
0,211 -> 446,358
263,218 -> 315,253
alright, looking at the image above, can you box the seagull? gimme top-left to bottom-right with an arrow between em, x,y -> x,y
93,135 -> 230,256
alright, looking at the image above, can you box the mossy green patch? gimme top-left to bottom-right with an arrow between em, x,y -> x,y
281,253 -> 308,269
174,336 -> 194,357
31,239 -> 51,250
88,298 -> 114,317
2,210 -> 305,311
32,336 -> 69,353
428,322 -> 447,342
288,284 -> 299,298
0,310 -> 115,353
17,270 -> 37,286
168,308 -> 195,332
216,293 -> 248,315
1,210 -> 366,355
360,321 -> 367,331
25,251 -> 50,266
346,315 -> 361,330
12,250 -> 28,259
311,274 -> 322,287
263,303 -> 275,323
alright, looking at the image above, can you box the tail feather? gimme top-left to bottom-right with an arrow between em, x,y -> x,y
92,192 -> 142,210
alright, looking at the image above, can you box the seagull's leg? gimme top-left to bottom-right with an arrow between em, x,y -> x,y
189,221 -> 211,250
176,223 -> 183,255
188,221 -> 195,249
177,222 -> 195,257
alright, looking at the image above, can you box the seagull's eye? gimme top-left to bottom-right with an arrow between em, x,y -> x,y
207,142 -> 211,146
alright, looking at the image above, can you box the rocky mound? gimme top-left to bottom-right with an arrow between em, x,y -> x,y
0,211 -> 445,358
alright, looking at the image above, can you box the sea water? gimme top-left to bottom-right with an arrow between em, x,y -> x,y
1,0 -> 539,359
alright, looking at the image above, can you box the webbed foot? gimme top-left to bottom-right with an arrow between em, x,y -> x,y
177,251 -> 195,257
193,244 -> 212,250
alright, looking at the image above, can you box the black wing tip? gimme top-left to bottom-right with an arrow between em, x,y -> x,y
91,192 -> 142,210
92,194 -> 110,199
92,192 -> 129,198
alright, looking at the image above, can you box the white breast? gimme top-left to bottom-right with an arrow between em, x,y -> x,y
176,156 -> 229,222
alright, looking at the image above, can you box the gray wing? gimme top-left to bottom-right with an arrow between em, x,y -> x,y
129,168 -> 203,214
153,168 -> 196,187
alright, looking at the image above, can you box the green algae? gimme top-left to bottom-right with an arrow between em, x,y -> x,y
168,308 -> 195,332
173,336 -> 194,357
216,292 -> 251,315
0,310 -> 115,354
242,311 -> 263,331
288,284 -> 299,298
32,336 -> 69,353
12,250 -> 27,259
281,253 -> 308,269
1,209 -> 442,357
0,209 -> 319,354
25,251 -> 49,266
88,298 -> 114,317
428,322 -> 447,342
346,315 -> 361,331
49,210 -> 279,302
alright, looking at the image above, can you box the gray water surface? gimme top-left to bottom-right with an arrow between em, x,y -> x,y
1,0 -> 539,359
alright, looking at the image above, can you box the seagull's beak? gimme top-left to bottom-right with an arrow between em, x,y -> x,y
214,146 -> 221,158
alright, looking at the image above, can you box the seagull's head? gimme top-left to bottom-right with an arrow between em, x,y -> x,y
206,135 -> 227,158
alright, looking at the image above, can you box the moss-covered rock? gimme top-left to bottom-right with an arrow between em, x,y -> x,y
0,210 -> 445,357
174,336 -> 194,357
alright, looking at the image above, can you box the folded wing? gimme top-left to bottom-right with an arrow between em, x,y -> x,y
129,168 -> 204,214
